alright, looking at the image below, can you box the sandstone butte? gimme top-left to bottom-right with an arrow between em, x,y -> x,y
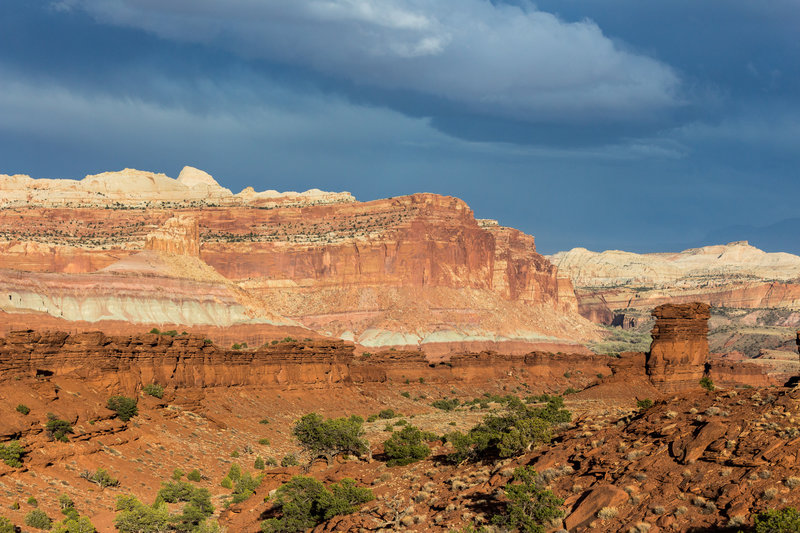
549,242 -> 800,323
0,166 -> 599,354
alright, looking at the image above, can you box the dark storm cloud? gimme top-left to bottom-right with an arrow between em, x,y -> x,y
0,0 -> 797,254
53,0 -> 680,120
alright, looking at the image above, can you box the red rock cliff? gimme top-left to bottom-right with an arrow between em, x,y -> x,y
646,302 -> 711,392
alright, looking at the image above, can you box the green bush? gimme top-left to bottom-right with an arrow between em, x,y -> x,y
58,493 -> 74,511
431,398 -> 459,411
46,414 -> 74,442
258,438 -> 270,446
227,464 -> 242,482
142,384 -> 164,399
172,469 -> 184,481
259,418 -> 270,425
163,330 -> 178,337
107,396 -> 138,422
265,457 -> 278,467
149,328 -> 160,335
51,516 -> 96,533
754,507 -> 800,532
446,397 -> 569,462
280,454 -> 299,467
0,517 -> 14,533
0,440 -> 25,467
292,413 -> 368,462
261,477 -> 373,533
254,456 -> 265,470
16,404 -> 30,415
156,482 -> 213,530
491,466 -> 564,533
220,477 -> 233,490
27,497 -> 38,507
700,377 -> 715,391
25,509 -> 52,530
114,496 -> 170,533
400,391 -> 411,398
377,409 -> 398,419
637,399 -> 654,410
187,469 -> 202,482
383,426 -> 433,467
366,414 -> 378,423
231,472 -> 263,504
80,468 -> 119,488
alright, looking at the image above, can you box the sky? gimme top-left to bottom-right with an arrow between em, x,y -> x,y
1,1 -> 798,254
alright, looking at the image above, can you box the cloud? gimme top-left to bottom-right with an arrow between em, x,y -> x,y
57,0 -> 680,120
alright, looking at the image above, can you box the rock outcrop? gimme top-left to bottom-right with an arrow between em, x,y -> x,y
144,214 -> 200,256
646,302 -> 711,392
0,330 -> 610,394
0,170 -> 598,350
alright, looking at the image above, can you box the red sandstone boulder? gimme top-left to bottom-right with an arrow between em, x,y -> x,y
565,484 -> 629,531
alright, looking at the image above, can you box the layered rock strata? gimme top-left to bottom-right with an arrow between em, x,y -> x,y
0,169 -> 597,350
646,302 -> 711,392
0,330 -> 610,394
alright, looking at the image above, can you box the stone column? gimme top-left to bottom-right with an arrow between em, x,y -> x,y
646,302 -> 711,392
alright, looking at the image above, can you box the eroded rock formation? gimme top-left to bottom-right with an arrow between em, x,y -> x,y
0,169 -> 598,350
646,302 -> 711,392
144,214 -> 200,256
0,330 -> 610,394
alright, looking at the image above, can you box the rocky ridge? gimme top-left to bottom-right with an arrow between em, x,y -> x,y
0,168 -> 597,351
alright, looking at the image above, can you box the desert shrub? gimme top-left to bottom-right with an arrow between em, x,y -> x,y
378,409 -> 398,419
80,468 -> 119,488
700,377 -> 715,391
446,397 -> 568,462
149,328 -> 160,335
259,418 -> 270,425
0,440 -> 25,467
0,517 -> 14,533
491,466 -> 564,533
292,413 -> 368,462
637,399 -> 654,410
231,472 -> 263,504
59,493 -> 74,511
25,509 -> 52,530
280,454 -> 299,467
156,482 -> 214,530
52,516 -> 96,533
114,496 -> 170,533
187,470 -> 202,482
230,450 -> 240,458
220,478 -> 233,490
258,438 -> 270,445
172,469 -> 184,481
106,396 -> 138,422
142,384 -> 164,399
226,464 -> 242,482
16,404 -> 30,415
46,414 -> 74,442
383,425 -> 432,467
261,477 -> 373,533
563,387 -> 579,395
254,456 -> 266,470
366,414 -> 378,423
162,330 -> 178,337
401,391 -> 411,398
27,497 -> 38,507
431,398 -> 459,411
754,507 -> 800,532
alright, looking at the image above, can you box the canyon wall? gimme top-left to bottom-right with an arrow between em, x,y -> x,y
0,330 -> 610,393
0,169 -> 597,350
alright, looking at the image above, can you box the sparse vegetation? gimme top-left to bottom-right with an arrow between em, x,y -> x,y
382,425 -> 434,467
292,413 -> 368,462
0,517 -> 14,533
446,396 -> 570,462
187,469 -> 203,482
260,476 -> 373,533
491,466 -> 564,533
16,404 -> 30,415
753,507 -> 800,532
431,398 -> 459,411
0,440 -> 25,468
143,383 -> 164,399
700,377 -> 715,391
46,414 -> 74,442
106,395 -> 138,422
80,468 -> 120,488
281,454 -> 299,467
637,399 -> 654,410
25,509 -> 52,530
